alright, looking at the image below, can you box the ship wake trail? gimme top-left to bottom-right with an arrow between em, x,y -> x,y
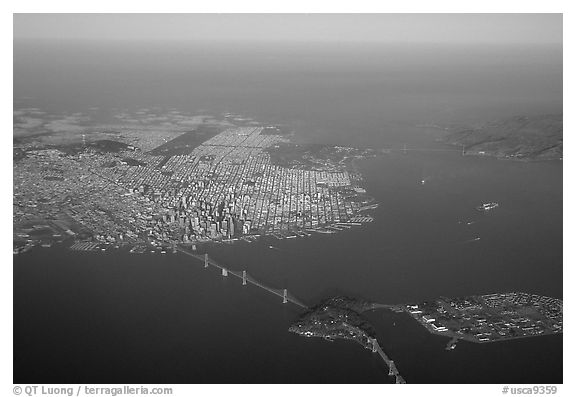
460,237 -> 481,244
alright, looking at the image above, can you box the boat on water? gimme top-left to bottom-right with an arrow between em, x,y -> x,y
476,202 -> 499,211
446,337 -> 458,351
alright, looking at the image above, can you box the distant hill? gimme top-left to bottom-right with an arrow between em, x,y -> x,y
444,114 -> 562,160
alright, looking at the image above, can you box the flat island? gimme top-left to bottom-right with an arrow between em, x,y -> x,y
404,292 -> 562,345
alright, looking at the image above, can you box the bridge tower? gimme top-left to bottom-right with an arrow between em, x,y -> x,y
204,253 -> 208,268
242,270 -> 247,285
222,268 -> 228,277
388,360 -> 395,376
283,289 -> 288,304
370,338 -> 377,353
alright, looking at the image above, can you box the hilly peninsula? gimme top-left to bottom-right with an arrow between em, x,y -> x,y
444,114 -> 562,160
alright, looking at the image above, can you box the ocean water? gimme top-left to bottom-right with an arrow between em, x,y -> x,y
13,41 -> 562,383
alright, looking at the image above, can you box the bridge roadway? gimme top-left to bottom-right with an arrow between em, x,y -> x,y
176,247 -> 404,382
370,338 -> 406,384
176,247 -> 308,309
388,144 -> 465,155
395,148 -> 462,152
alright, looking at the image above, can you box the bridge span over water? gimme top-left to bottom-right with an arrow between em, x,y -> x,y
369,337 -> 406,384
176,247 -> 404,382
176,247 -> 308,309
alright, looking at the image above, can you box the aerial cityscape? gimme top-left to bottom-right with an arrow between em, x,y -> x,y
14,116 -> 380,254
13,12 -> 563,388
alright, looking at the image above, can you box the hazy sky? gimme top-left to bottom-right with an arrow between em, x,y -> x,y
14,14 -> 562,44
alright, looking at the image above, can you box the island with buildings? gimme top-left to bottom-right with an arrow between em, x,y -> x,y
289,292 -> 562,382
291,292 -> 561,349
404,291 -> 562,345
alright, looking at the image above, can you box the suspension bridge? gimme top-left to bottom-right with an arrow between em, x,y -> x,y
176,247 -> 308,309
393,143 -> 466,155
176,247 -> 405,382
368,337 -> 406,384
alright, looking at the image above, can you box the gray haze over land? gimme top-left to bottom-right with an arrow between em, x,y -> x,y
14,14 -> 561,45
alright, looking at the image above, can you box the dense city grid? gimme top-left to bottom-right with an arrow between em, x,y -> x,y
14,126 -> 376,252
